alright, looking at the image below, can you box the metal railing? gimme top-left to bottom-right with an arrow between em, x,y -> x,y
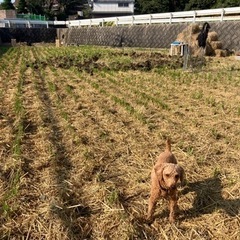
66,7 -> 240,27
16,13 -> 47,21
0,7 -> 240,28
0,19 -> 49,28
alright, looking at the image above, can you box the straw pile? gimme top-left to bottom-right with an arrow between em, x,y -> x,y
176,24 -> 228,57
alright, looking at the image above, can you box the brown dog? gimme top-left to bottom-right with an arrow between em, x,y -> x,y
147,139 -> 185,223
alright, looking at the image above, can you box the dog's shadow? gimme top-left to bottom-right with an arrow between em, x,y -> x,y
180,176 -> 240,219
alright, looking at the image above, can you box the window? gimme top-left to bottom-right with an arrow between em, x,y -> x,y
118,3 -> 129,7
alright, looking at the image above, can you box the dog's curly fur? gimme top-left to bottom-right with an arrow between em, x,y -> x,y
147,139 -> 185,223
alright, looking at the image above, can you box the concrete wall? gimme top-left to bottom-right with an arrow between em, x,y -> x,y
58,21 -> 240,51
0,28 -> 57,44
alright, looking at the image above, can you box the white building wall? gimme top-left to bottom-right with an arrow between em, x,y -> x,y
93,3 -> 134,13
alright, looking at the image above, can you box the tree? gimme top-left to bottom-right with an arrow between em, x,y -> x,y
0,0 -> 15,10
17,0 -> 28,13
26,0 -> 45,15
214,0 -> 240,8
57,0 -> 88,18
135,0 -> 188,14
24,0 -> 88,20
135,0 -> 171,14
135,0 -> 239,14
185,0 -> 217,10
172,0 -> 188,12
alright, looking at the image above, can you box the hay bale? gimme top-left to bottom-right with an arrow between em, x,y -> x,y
211,41 -> 222,50
215,49 -> 227,57
191,24 -> 200,34
176,24 -> 200,43
176,33 -> 185,42
207,32 -> 218,42
205,43 -> 215,56
192,47 -> 202,57
175,24 -> 223,57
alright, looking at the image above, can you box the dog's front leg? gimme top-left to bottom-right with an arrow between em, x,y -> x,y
147,188 -> 160,221
169,194 -> 178,223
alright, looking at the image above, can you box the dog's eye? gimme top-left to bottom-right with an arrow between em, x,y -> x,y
175,174 -> 179,179
165,174 -> 170,178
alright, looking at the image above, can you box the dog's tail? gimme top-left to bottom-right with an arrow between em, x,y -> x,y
165,138 -> 171,152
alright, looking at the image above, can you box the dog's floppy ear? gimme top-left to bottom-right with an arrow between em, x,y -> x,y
177,165 -> 186,186
154,163 -> 167,186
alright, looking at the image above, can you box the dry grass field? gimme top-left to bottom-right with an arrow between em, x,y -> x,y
0,45 -> 239,240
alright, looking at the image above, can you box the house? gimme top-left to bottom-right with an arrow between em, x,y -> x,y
0,10 -> 17,28
0,10 -> 16,19
89,0 -> 135,18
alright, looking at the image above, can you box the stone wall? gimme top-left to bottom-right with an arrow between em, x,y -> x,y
210,22 -> 240,51
0,21 -> 240,51
58,21 -> 240,51
58,25 -> 187,48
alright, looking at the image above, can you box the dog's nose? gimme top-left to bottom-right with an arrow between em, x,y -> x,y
170,183 -> 176,189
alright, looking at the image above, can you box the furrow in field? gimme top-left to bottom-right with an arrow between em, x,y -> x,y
104,69 -> 240,167
41,65 -> 160,238
0,47 -> 33,237
0,48 -> 19,171
74,69 -> 149,123
9,47 -> 65,238
0,46 -> 25,172
34,46 -> 240,169
5,50 -> 52,238
27,64 -> 93,239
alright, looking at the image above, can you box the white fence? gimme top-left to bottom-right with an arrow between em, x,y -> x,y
66,7 -> 240,27
0,7 -> 240,28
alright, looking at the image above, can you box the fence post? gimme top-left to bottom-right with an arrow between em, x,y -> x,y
132,16 -> 134,25
149,14 -> 152,25
221,9 -> 225,21
193,11 -> 196,23
169,13 -> 172,24
116,17 -> 119,26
